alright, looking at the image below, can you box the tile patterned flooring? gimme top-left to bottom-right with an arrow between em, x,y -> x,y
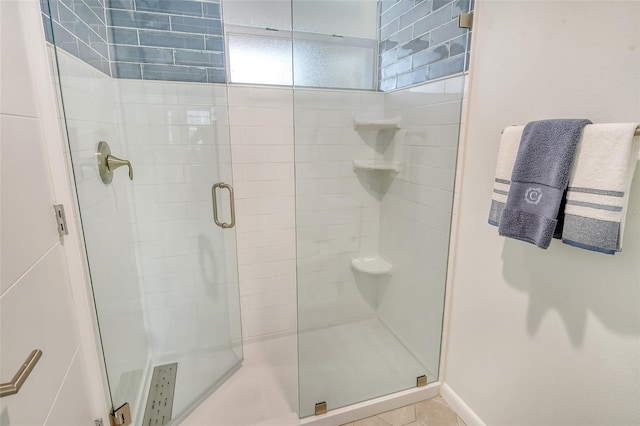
343,397 -> 466,426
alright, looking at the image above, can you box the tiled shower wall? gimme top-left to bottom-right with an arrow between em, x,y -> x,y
42,0 -> 470,87
107,0 -> 225,83
40,0 -> 111,75
378,0 -> 473,91
40,0 -> 226,82
118,79 -> 240,356
294,89 -> 386,331
227,86 -> 297,340
378,76 -> 464,374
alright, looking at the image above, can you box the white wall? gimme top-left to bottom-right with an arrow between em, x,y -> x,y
443,2 -> 640,425
0,1 -> 97,424
379,76 -> 464,377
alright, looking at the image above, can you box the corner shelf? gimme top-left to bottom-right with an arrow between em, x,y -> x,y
352,159 -> 400,172
353,117 -> 401,130
351,256 -> 393,275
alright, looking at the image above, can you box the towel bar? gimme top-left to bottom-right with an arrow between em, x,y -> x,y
501,125 -> 640,136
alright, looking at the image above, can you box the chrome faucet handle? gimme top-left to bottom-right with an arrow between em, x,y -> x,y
106,155 -> 133,180
97,141 -> 133,184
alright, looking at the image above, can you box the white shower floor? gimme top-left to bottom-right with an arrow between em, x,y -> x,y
179,318 -> 431,426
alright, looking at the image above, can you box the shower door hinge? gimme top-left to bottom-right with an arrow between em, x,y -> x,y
417,375 -> 427,387
110,403 -> 132,426
315,401 -> 327,416
458,12 -> 473,29
53,204 -> 68,237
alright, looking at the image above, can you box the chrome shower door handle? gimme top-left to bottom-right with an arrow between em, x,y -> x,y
0,349 -> 43,398
211,182 -> 236,229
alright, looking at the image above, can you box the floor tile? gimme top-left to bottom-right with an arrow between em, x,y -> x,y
354,416 -> 392,426
377,404 -> 416,426
414,397 -> 458,426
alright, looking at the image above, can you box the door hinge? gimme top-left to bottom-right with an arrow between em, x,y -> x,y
458,12 -> 473,29
53,204 -> 68,237
110,403 -> 132,426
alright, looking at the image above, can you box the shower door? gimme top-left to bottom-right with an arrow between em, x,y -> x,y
44,6 -> 242,424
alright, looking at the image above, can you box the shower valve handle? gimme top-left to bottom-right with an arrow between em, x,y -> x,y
97,141 -> 133,184
106,155 -> 133,180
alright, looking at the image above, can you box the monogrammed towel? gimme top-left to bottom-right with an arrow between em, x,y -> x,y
498,119 -> 592,248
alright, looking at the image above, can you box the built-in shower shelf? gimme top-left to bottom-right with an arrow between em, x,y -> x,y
351,256 -> 393,275
353,117 -> 401,130
353,160 -> 400,172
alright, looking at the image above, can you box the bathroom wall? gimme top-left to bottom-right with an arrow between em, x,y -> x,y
378,75 -> 464,376
40,0 -> 111,75
378,0 -> 472,91
1,1 -> 96,423
107,0 -> 226,82
294,88 -> 387,331
443,2 -> 640,425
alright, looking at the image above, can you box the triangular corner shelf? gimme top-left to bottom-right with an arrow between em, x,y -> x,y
351,256 -> 392,275
352,159 -> 400,172
353,117 -> 401,130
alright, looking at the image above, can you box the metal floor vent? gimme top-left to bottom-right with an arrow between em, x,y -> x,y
142,363 -> 178,426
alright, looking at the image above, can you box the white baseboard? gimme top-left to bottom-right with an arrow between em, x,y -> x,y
440,383 -> 486,426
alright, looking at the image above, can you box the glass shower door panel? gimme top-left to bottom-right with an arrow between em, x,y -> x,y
292,1 -> 466,416
118,80 -> 243,421
52,48 -> 151,418
47,15 -> 242,426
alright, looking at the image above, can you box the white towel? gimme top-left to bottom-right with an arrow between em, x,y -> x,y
562,123 -> 640,254
488,126 -> 524,226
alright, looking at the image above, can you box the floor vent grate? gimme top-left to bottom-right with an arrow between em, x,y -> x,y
142,363 -> 178,426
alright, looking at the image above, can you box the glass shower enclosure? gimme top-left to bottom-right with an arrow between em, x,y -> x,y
42,0 -> 469,422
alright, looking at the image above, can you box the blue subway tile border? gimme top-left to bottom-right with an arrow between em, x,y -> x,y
142,64 -> 208,82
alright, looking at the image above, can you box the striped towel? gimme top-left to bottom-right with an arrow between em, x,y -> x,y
489,126 -> 523,226
562,123 -> 640,254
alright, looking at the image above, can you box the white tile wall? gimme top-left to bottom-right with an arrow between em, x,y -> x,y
377,76 -> 465,376
228,85 -> 297,340
294,88 -> 387,331
117,79 -> 242,357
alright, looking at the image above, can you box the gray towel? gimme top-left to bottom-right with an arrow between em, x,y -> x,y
498,119 -> 592,248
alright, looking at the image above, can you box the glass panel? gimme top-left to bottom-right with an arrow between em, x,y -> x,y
293,0 -> 466,415
44,5 -> 243,424
228,32 -> 293,85
293,38 -> 375,90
